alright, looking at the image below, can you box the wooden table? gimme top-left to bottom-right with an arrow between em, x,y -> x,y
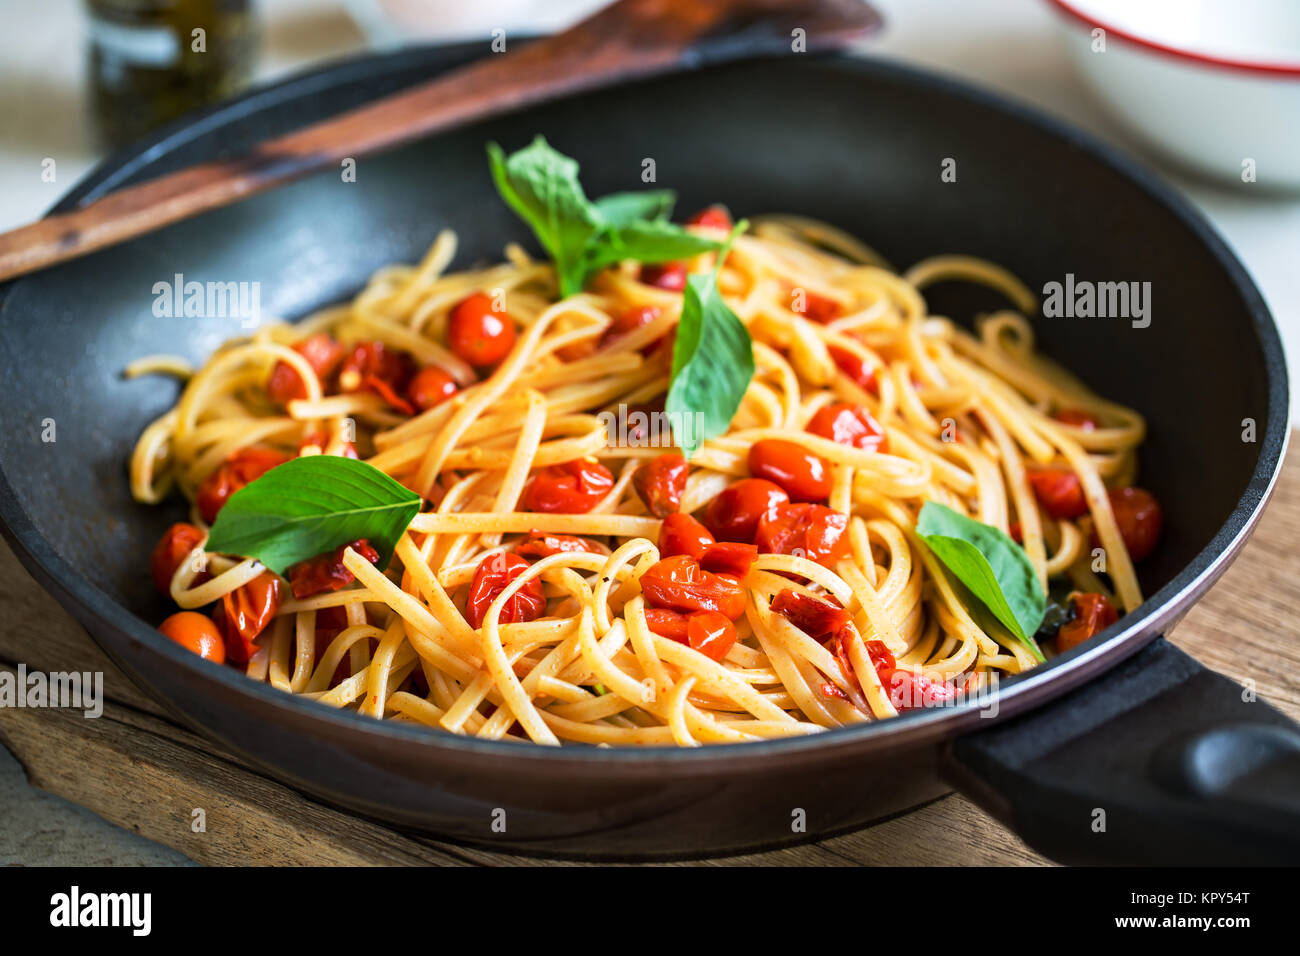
2,437 -> 1297,866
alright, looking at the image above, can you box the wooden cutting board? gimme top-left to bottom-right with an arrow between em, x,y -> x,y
2,434 -> 1298,866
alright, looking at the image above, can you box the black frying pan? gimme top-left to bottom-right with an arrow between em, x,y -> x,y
0,42 -> 1294,864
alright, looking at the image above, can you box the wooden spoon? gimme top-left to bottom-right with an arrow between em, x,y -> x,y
0,0 -> 880,283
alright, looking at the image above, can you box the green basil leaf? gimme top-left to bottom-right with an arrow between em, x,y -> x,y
666,224 -> 754,459
205,456 -> 421,575
916,501 -> 1046,661
586,218 -> 726,275
592,190 -> 676,226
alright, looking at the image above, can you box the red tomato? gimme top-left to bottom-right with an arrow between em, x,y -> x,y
792,287 -> 841,324
286,539 -> 380,600
700,541 -> 758,578
150,522 -> 206,594
338,340 -> 418,414
703,478 -> 789,543
407,365 -> 459,412
686,205 -> 733,231
215,571 -> 283,662
296,431 -> 358,459
771,589 -> 850,642
659,513 -> 715,560
748,439 -> 832,502
266,333 -> 346,405
827,345 -> 879,395
1053,408 -> 1099,431
1008,521 -> 1023,544
600,305 -> 662,352
638,555 -> 746,620
687,610 -> 737,661
449,292 -> 517,368
1026,467 -> 1089,520
158,611 -> 226,663
1056,592 -> 1119,652
523,459 -> 614,513
1106,487 -> 1162,563
755,502 -> 850,568
515,534 -> 606,559
196,447 -> 289,524
883,669 -> 957,712
639,261 -> 688,291
632,453 -> 688,518
807,403 -> 888,453
465,552 -> 546,629
643,607 -> 689,641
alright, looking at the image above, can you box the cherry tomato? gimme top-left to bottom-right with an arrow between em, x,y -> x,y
215,571 -> 283,662
515,533 -> 607,559
296,431 -> 358,459
1056,592 -> 1119,652
407,365 -> 459,412
643,607 -> 689,641
600,305 -> 662,352
755,502 -> 850,567
633,453 -> 689,518
827,345 -> 879,394
703,478 -> 789,543
638,555 -> 746,620
286,539 -> 380,600
449,292 -> 516,368
659,512 -> 715,560
686,205 -> 733,231
266,333 -> 346,405
700,541 -> 758,578
792,287 -> 841,324
687,610 -> 737,661
883,669 -> 957,712
523,459 -> 614,513
150,522 -> 206,594
748,438 -> 832,502
807,403 -> 888,453
771,589 -> 850,642
338,340 -> 418,414
158,611 -> 226,663
1053,408 -> 1099,431
465,552 -> 546,629
1026,467 -> 1089,520
639,261 -> 688,291
1106,486 -> 1162,563
196,447 -> 289,524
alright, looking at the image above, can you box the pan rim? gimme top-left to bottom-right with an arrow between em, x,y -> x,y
0,43 -> 1289,769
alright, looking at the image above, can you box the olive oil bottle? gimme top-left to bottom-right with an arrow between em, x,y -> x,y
86,0 -> 257,148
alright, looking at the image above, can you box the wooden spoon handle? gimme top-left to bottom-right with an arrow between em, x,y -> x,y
0,0 -> 879,284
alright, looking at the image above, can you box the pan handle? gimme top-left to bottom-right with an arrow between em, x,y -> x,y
943,636 -> 1300,864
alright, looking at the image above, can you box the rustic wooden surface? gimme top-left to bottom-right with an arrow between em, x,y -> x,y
1,434 -> 1297,866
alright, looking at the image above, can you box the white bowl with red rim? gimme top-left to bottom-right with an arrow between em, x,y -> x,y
1048,0 -> 1300,188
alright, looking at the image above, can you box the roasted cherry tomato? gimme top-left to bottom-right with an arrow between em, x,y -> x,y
407,365 -> 459,412
1105,486 -> 1162,563
827,345 -> 879,394
639,261 -> 688,291
687,610 -> 737,661
643,607 -> 690,641
600,304 -> 662,352
755,502 -> 850,568
524,459 -> 615,514
633,453 -> 689,518
150,522 -> 206,594
515,533 -> 607,559
685,205 -> 732,231
296,430 -> 358,459
748,439 -> 832,502
449,292 -> 516,368
286,539 -> 380,600
807,402 -> 888,453
266,333 -> 346,405
215,571 -> 283,662
196,447 -> 289,524
1026,467 -> 1089,520
158,611 -> 226,663
1053,407 -> 1100,431
1056,592 -> 1119,653
703,478 -> 789,543
638,555 -> 746,620
659,512 -> 715,560
338,340 -> 418,414
792,287 -> 842,324
465,552 -> 546,629
771,589 -> 850,642
700,541 -> 758,578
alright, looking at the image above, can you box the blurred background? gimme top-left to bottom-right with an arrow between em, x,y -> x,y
0,0 -> 1296,864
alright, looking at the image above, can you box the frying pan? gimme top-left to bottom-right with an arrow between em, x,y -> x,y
0,41 -> 1295,864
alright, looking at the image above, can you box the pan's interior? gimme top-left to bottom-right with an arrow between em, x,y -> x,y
0,48 -> 1275,680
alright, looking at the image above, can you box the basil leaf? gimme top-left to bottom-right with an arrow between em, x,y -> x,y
586,218 -> 725,274
916,502 -> 1046,661
592,190 -> 676,226
206,456 -> 421,575
666,224 -> 754,459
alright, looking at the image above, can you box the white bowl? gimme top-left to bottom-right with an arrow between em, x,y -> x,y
1048,0 -> 1300,188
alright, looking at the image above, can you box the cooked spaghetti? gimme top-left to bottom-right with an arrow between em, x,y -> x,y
128,207 -> 1161,747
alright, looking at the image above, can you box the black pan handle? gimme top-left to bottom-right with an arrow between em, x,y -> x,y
943,637 -> 1300,865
